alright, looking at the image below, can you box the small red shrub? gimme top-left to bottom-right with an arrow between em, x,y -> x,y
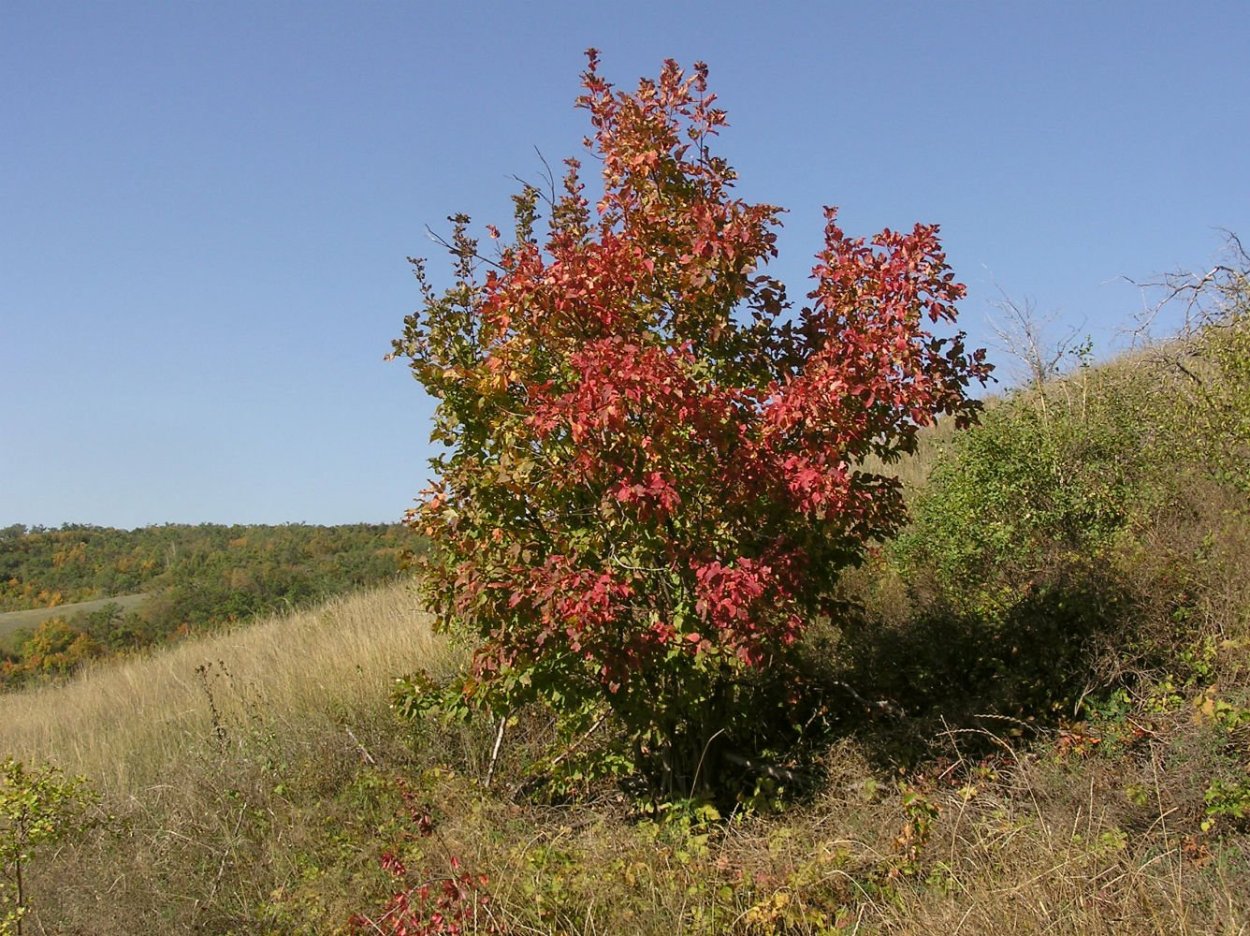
394,51 -> 989,796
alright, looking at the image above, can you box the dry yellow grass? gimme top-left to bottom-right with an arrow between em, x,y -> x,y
2,581 -> 1247,933
0,577 -> 453,795
0,510 -> 1246,931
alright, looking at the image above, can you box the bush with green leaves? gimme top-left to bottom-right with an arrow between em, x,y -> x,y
0,759 -> 97,935
1164,244 -> 1250,494
896,361 -> 1169,612
870,243 -> 1250,728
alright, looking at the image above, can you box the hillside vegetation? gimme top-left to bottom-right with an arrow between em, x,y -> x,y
0,580 -> 456,931
0,523 -> 416,688
0,594 -> 148,640
1,266 -> 1248,933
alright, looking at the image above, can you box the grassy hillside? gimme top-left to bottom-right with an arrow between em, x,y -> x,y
0,580 -> 461,931
3,574 -> 1246,933
0,523 -> 419,687
1,266 -> 1248,933
0,594 -> 147,640
0,580 -> 450,794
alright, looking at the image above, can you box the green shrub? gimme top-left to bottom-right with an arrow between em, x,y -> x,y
896,361 -> 1173,613
0,759 -> 97,934
1170,257 -> 1250,494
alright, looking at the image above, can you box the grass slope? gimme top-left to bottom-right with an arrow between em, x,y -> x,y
0,579 -> 464,933
1,575 -> 1246,934
0,579 -> 447,795
3,291 -> 1249,932
0,593 -> 148,639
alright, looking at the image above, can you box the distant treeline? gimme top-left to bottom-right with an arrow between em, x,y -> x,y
0,522 -> 421,686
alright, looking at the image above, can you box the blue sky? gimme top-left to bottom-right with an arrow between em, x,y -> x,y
3,2 -> 1247,528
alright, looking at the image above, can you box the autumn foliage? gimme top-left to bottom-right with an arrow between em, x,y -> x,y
394,52 -> 990,795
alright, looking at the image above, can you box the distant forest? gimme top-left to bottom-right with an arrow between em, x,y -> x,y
0,523 -> 420,686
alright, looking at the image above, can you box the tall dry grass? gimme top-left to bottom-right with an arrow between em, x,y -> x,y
0,579 -> 471,932
0,577 -> 452,796
1,578 -> 1246,933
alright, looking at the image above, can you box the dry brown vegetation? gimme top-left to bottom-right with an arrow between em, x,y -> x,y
0,580 -> 452,795
0,582 -> 462,932
1,562 -> 1246,933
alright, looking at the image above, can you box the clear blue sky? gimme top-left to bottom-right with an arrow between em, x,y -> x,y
3,2 -> 1247,529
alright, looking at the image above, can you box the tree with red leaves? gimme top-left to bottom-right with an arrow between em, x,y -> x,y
394,51 -> 990,798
